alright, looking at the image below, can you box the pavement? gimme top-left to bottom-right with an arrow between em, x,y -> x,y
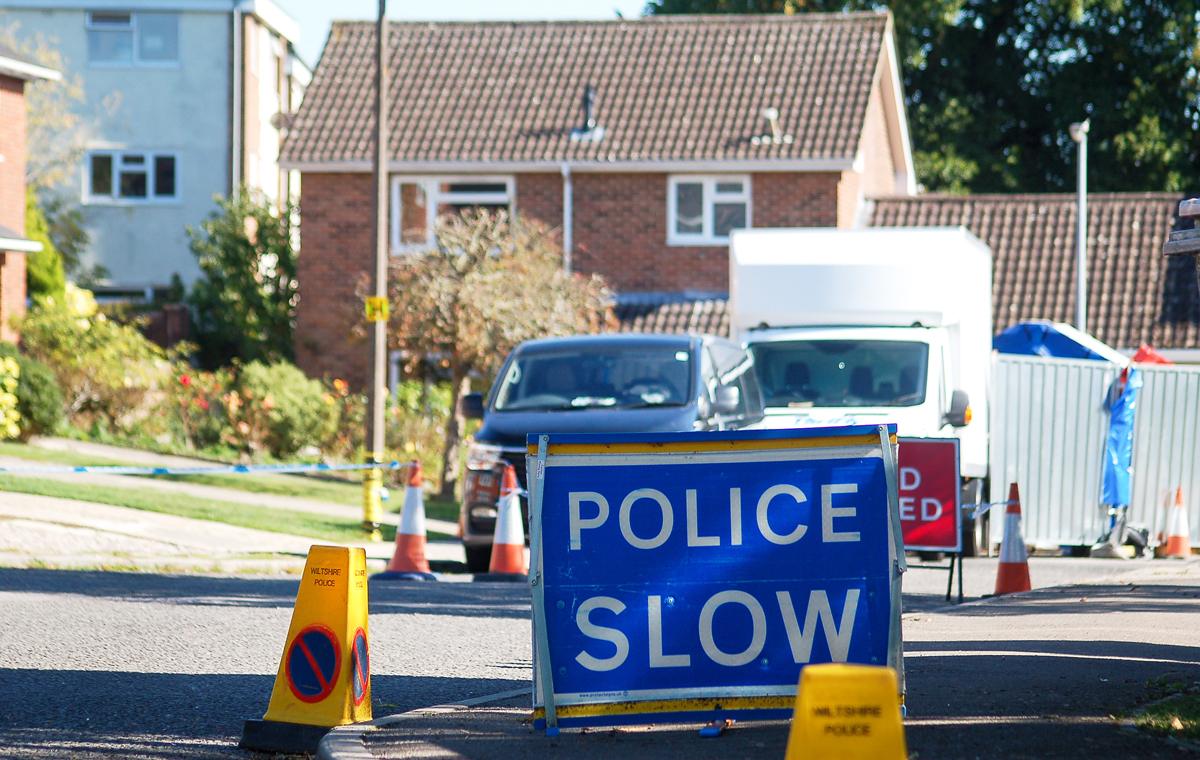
327,560 -> 1200,760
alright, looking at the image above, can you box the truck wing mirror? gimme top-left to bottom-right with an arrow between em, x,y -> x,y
715,385 -> 741,415
461,392 -> 485,420
945,389 -> 971,427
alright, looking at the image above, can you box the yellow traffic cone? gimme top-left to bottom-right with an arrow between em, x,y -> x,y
240,545 -> 372,754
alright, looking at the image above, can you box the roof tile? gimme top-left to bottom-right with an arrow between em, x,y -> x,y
284,14 -> 889,165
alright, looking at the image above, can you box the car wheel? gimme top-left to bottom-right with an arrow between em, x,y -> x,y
465,544 -> 492,574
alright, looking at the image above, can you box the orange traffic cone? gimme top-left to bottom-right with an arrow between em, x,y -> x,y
1163,487 -> 1192,559
375,461 -> 436,581
484,465 -> 527,579
994,482 -> 1031,595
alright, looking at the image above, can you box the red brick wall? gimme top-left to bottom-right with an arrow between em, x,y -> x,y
0,76 -> 26,233
294,172 -> 375,385
0,75 -> 28,343
295,170 -> 845,383
573,172 -> 840,293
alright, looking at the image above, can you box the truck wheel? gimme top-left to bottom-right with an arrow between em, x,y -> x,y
961,511 -> 990,557
465,545 -> 492,574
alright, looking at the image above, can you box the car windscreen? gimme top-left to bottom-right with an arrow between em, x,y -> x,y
492,346 -> 693,411
750,339 -> 929,408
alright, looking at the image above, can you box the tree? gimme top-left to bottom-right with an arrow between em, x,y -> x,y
645,1 -> 1200,193
187,190 -> 299,369
24,188 -> 66,301
385,210 -> 613,498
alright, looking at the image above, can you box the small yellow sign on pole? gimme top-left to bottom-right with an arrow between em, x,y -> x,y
784,663 -> 906,760
364,296 -> 389,322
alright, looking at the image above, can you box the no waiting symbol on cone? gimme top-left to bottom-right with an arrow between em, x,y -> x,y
351,628 -> 370,706
286,624 -> 341,703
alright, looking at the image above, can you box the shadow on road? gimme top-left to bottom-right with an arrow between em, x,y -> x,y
0,568 -> 533,619
0,668 -> 527,758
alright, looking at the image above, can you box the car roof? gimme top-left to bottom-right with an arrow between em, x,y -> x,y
516,333 -> 698,354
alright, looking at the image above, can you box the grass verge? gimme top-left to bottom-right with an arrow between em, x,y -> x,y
1135,693 -> 1200,741
0,474 -> 471,544
0,442 -> 460,522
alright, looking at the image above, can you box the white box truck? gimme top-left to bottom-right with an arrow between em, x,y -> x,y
730,227 -> 994,551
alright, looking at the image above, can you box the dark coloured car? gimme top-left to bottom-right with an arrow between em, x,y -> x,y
457,333 -> 764,572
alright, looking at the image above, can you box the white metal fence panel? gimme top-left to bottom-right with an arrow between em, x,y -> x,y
990,355 -> 1200,549
1131,365 -> 1200,546
989,355 -> 1115,547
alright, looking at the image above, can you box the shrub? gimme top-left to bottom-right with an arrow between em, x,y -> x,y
171,366 -> 234,452
235,361 -> 338,457
18,287 -> 172,435
0,343 -> 63,439
0,356 -> 20,440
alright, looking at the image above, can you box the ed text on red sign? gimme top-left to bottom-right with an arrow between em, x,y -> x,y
898,437 -> 961,553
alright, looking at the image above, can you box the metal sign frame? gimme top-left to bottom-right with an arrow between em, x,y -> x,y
527,424 -> 904,733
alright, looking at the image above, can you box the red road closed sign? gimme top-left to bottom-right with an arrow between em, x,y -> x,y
898,437 -> 961,553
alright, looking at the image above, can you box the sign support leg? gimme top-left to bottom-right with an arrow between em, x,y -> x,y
879,426 -> 906,699
527,435 -> 558,735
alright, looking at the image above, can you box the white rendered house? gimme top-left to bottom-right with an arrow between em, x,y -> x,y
1,0 -> 309,296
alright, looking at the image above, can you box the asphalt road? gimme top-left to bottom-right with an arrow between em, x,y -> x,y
0,558 -> 1192,758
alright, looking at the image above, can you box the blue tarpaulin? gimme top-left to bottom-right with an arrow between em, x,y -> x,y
1101,368 -> 1141,506
993,321 -> 1129,364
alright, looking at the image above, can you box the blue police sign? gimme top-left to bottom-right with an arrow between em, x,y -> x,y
527,425 -> 904,731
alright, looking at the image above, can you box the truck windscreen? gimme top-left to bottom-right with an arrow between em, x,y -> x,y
750,340 -> 929,408
492,347 -> 693,411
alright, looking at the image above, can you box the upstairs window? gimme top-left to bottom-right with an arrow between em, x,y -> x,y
87,151 -> 178,203
87,11 -> 179,65
390,177 -> 514,253
667,176 -> 751,245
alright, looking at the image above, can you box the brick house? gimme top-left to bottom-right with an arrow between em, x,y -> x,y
0,42 -> 59,343
281,13 -> 915,385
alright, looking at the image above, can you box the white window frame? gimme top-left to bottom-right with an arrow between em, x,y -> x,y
389,176 -> 515,255
667,175 -> 752,246
86,11 -> 180,68
84,150 -> 181,205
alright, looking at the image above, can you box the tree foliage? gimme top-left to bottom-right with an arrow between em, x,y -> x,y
645,0 -> 1200,193
384,210 -> 613,496
187,190 -> 299,369
24,188 -> 66,301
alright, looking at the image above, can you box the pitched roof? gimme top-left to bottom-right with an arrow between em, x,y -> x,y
615,298 -> 730,336
0,41 -> 60,82
283,13 -> 890,167
868,193 -> 1200,350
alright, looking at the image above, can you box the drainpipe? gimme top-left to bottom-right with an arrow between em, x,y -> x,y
561,163 -> 573,274
230,2 -> 244,194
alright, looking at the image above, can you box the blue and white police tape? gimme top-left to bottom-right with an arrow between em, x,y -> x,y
970,499 -> 1019,520
0,460 -> 410,477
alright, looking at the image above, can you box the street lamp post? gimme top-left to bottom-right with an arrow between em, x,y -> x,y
1069,119 -> 1090,334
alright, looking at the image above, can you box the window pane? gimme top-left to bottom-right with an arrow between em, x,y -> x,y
89,12 -> 131,27
399,182 -> 429,245
90,155 -> 113,196
119,169 -> 147,198
715,181 -> 744,194
138,13 -> 179,62
713,202 -> 747,238
88,29 -> 133,62
122,154 -> 145,165
674,182 -> 703,235
441,182 -> 507,195
154,156 -> 176,197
